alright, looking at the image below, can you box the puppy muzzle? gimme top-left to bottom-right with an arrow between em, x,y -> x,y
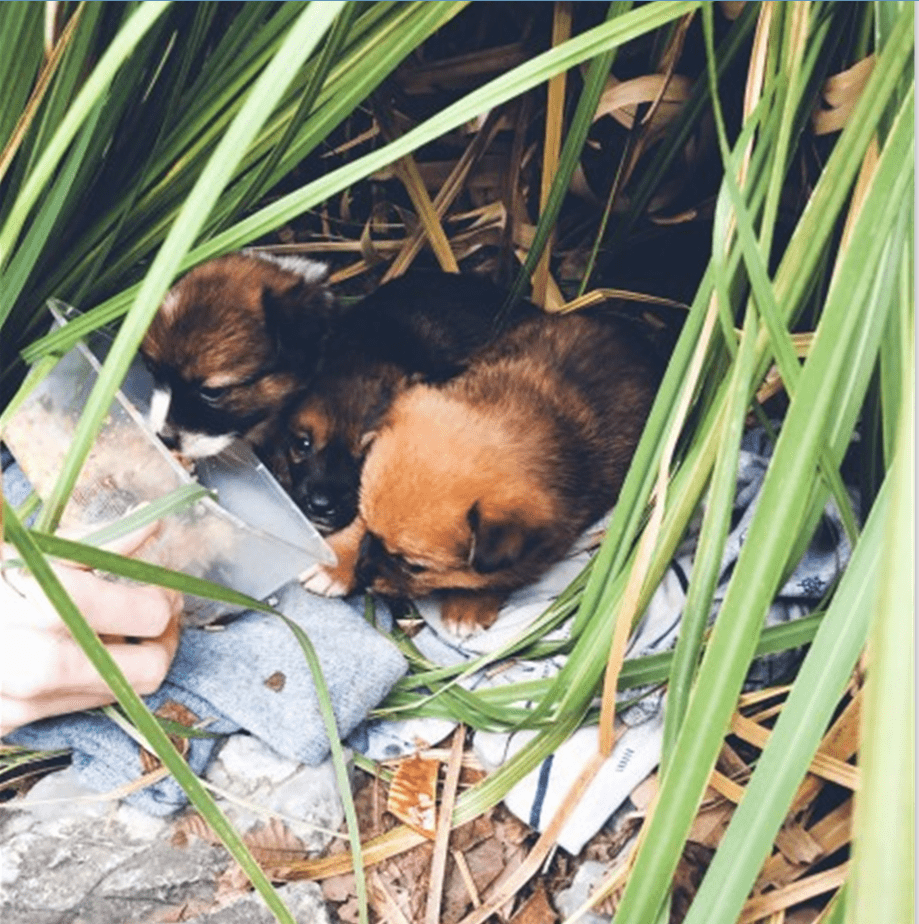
354,531 -> 408,596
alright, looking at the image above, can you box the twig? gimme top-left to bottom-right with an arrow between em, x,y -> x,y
425,726 -> 466,924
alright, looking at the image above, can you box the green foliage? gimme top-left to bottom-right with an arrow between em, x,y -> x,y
1,3 -> 912,922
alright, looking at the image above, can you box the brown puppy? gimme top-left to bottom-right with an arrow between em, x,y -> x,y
269,359 -> 407,532
140,251 -> 335,459
302,311 -> 660,633
270,271 -> 538,534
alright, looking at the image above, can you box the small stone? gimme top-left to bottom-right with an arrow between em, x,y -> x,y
554,860 -> 612,924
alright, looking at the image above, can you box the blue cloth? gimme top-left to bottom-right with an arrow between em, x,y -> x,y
6,585 -> 406,815
3,449 -> 407,815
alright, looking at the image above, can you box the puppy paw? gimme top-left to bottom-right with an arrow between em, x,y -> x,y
299,517 -> 366,598
300,563 -> 352,597
439,592 -> 505,638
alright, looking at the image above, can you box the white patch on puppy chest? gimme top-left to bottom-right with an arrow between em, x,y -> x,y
148,386 -> 172,434
180,432 -> 234,459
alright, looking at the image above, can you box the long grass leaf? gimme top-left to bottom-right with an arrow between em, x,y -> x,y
612,78 -> 914,924
35,2 -> 345,532
212,2 -> 360,229
682,476 -> 891,924
661,306 -> 757,767
165,2 -> 704,266
275,615 -> 370,924
507,0 -> 632,311
2,502 -> 297,924
849,227 -> 914,924
21,0 -> 702,365
23,531 -> 276,614
0,1 -> 171,269
700,4 -> 860,539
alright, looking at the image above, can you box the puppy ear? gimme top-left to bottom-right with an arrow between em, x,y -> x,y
262,278 -> 335,362
467,501 -> 536,574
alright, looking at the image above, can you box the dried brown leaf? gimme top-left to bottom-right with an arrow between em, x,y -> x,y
388,754 -> 439,838
740,864 -> 849,924
321,872 -> 357,904
508,881 -> 558,924
773,823 -> 825,865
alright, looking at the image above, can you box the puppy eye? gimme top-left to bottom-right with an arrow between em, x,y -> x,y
198,384 -> 228,405
298,432 -> 313,452
405,561 -> 428,574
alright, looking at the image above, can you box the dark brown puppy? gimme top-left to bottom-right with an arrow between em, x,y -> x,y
301,311 -> 660,633
270,271 -> 538,533
140,251 -> 335,459
269,359 -> 406,532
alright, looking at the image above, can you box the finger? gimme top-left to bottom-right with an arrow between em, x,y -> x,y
56,568 -> 181,639
1,689 -> 125,737
3,566 -> 181,637
1,629 -> 177,701
99,517 -> 163,557
55,516 -> 163,567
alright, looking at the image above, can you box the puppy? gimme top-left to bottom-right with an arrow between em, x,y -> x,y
302,311 -> 660,633
140,251 -> 335,459
270,359 -> 407,532
270,271 -> 538,533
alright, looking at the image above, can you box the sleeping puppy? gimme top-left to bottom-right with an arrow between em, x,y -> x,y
140,251 -> 335,459
301,311 -> 660,634
270,271 -> 538,534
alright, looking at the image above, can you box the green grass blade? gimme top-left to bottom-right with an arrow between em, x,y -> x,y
211,2 -> 360,229
0,1 -> 171,269
34,1 -> 346,533
16,2 -> 464,360
661,307 -> 757,768
23,531 -> 275,615
1,102 -> 105,323
2,502 -> 297,924
682,476 -> 892,924
275,615 -> 370,924
849,239 -> 914,924
612,79 -> 914,924
20,0 -> 701,367
173,1 -> 703,263
700,4 -> 860,539
0,3 -> 42,151
504,0 -> 633,309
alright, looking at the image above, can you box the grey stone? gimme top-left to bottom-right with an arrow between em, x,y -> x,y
204,735 -> 346,854
554,859 -> 613,924
1,755 -> 337,924
183,881 -> 330,923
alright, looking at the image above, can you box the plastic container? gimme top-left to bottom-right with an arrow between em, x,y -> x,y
3,302 -> 333,623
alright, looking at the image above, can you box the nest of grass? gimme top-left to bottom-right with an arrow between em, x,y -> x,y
3,3 -> 909,924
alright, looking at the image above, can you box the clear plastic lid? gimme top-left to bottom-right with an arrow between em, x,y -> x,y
2,302 -> 333,623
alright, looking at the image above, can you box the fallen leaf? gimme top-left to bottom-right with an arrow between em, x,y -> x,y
388,754 -> 439,837
509,881 -> 558,924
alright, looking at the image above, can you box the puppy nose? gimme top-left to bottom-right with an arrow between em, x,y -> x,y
306,491 -> 334,516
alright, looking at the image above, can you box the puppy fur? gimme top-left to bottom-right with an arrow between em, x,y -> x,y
271,271 -> 538,533
302,311 -> 661,633
270,358 -> 407,532
140,251 -> 335,459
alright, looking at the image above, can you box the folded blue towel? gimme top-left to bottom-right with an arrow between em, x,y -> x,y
6,582 -> 407,815
3,444 -> 407,815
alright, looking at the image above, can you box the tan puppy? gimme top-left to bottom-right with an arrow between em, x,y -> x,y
302,311 -> 660,633
269,270 -> 538,533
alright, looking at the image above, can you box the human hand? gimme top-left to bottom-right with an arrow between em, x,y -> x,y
1,522 -> 182,736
